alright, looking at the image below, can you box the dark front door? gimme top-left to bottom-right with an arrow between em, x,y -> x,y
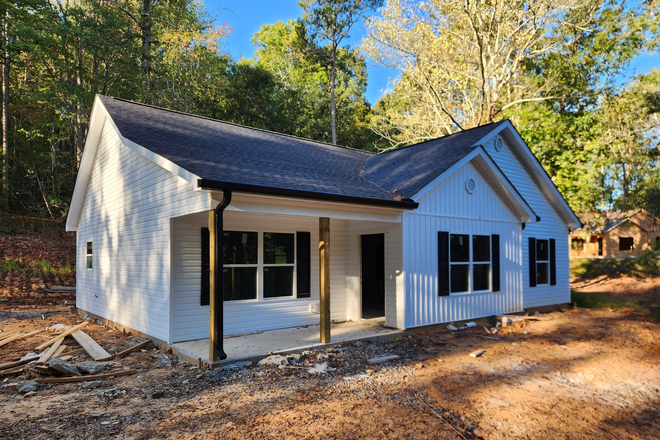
361,234 -> 385,319
598,237 -> 603,256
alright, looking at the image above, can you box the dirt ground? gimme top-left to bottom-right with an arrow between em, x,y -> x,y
1,279 -> 659,440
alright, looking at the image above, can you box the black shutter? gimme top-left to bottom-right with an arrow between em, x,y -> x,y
491,235 -> 500,292
201,227 -> 210,306
550,238 -> 556,286
438,232 -> 450,296
297,232 -> 311,298
529,237 -> 537,287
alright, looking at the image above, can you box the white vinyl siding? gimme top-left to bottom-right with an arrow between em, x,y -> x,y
403,161 -> 523,328
76,120 -> 208,342
171,212 -> 349,341
483,135 -> 570,307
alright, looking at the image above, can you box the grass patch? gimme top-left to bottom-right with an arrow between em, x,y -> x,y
0,257 -> 75,277
572,289 -> 660,323
571,252 -> 660,278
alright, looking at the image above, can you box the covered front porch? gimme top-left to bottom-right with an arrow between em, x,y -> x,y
169,191 -> 407,364
171,320 -> 402,366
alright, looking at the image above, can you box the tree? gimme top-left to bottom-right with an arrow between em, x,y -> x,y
300,0 -> 381,145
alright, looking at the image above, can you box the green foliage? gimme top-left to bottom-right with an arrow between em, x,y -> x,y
0,256 -> 74,277
571,253 -> 660,279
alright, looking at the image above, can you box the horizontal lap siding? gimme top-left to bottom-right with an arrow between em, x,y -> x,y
483,136 -> 570,308
404,162 -> 522,328
171,212 -> 348,341
76,121 -> 208,342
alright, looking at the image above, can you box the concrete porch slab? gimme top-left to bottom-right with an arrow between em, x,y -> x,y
171,321 -> 403,367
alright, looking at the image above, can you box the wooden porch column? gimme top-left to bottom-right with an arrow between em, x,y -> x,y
319,217 -> 331,343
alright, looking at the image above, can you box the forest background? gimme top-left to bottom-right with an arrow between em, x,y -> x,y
1,0 -> 659,224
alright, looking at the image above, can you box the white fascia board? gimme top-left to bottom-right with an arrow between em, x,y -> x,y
473,121 -> 581,228
218,192 -> 404,223
66,95 -> 106,232
102,113 -> 199,185
411,147 -> 535,222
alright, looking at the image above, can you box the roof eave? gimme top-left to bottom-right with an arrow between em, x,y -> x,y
197,179 -> 419,210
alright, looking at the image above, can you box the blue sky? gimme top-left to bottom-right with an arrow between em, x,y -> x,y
207,0 -> 659,106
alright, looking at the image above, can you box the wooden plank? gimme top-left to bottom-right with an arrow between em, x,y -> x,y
35,369 -> 136,384
319,217 -> 330,344
115,340 -> 151,358
70,330 -> 112,361
470,350 -> 485,358
0,355 -> 40,371
0,365 -> 28,376
0,330 -> 42,348
59,348 -> 84,357
367,355 -> 400,364
36,339 -> 63,365
34,321 -> 89,351
0,329 -> 21,341
52,345 -> 67,358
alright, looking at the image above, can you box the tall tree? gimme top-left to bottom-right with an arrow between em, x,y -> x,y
300,0 -> 381,145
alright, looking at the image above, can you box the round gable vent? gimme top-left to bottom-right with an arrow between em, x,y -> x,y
495,137 -> 503,151
465,178 -> 476,194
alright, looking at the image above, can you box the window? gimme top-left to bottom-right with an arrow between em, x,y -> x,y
215,230 -> 309,302
619,237 -> 634,251
571,238 -> 585,251
528,238 -> 556,287
536,239 -> 549,285
86,242 -> 93,269
447,234 -> 491,294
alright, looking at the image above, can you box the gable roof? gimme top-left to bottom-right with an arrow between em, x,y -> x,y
362,122 -> 506,198
574,209 -> 658,234
67,95 -> 576,230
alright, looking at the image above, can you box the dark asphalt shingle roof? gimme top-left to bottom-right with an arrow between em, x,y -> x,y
361,122 -> 506,198
99,96 -> 502,206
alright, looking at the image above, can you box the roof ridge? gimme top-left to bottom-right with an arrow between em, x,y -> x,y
99,95 -> 376,157
374,120 -> 506,155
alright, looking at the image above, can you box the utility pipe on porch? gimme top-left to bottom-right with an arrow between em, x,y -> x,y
209,190 -> 232,361
319,217 -> 331,343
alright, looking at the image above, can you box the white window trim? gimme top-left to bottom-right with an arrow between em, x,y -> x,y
449,233 -> 492,296
224,229 -> 300,303
535,238 -> 550,286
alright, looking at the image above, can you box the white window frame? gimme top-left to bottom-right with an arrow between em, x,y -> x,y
223,230 -> 299,302
449,233 -> 492,296
536,239 -> 550,286
86,241 -> 93,270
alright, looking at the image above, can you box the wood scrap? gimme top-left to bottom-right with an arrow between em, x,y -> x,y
52,345 -> 67,358
114,340 -> 151,358
469,349 -> 485,358
0,365 -> 28,376
0,355 -> 40,371
35,369 -> 136,384
59,348 -> 84,357
0,330 -> 42,348
0,329 -> 21,341
71,330 -> 112,361
36,339 -> 63,365
34,321 -> 89,351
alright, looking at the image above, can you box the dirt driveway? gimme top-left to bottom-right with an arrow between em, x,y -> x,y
1,301 -> 659,439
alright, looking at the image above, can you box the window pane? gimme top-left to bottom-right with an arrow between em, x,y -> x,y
450,265 -> 469,293
537,262 -> 549,285
86,256 -> 93,269
223,231 -> 258,265
619,237 -> 633,251
450,234 -> 470,262
537,239 -> 549,261
264,233 -> 294,264
473,235 -> 490,262
473,264 -> 490,291
223,267 -> 257,301
263,266 -> 294,298
86,242 -> 92,254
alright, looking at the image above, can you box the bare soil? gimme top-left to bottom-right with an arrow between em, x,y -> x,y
1,292 -> 659,439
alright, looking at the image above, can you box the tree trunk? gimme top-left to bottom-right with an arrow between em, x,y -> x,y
1,11 -> 9,212
330,38 -> 336,145
141,0 -> 153,104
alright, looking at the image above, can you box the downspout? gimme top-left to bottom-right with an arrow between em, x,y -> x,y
213,190 -> 232,360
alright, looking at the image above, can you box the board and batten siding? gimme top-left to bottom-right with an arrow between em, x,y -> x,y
403,161 -> 523,329
76,120 -> 209,342
171,211 -> 349,341
483,135 -> 570,308
345,221 -> 404,329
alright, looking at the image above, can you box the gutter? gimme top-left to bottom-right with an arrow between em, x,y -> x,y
197,179 -> 419,210
212,190 -> 232,360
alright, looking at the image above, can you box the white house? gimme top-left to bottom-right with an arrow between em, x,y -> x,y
66,96 -> 580,360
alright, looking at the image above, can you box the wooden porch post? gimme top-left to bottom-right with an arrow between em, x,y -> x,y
319,217 -> 331,343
